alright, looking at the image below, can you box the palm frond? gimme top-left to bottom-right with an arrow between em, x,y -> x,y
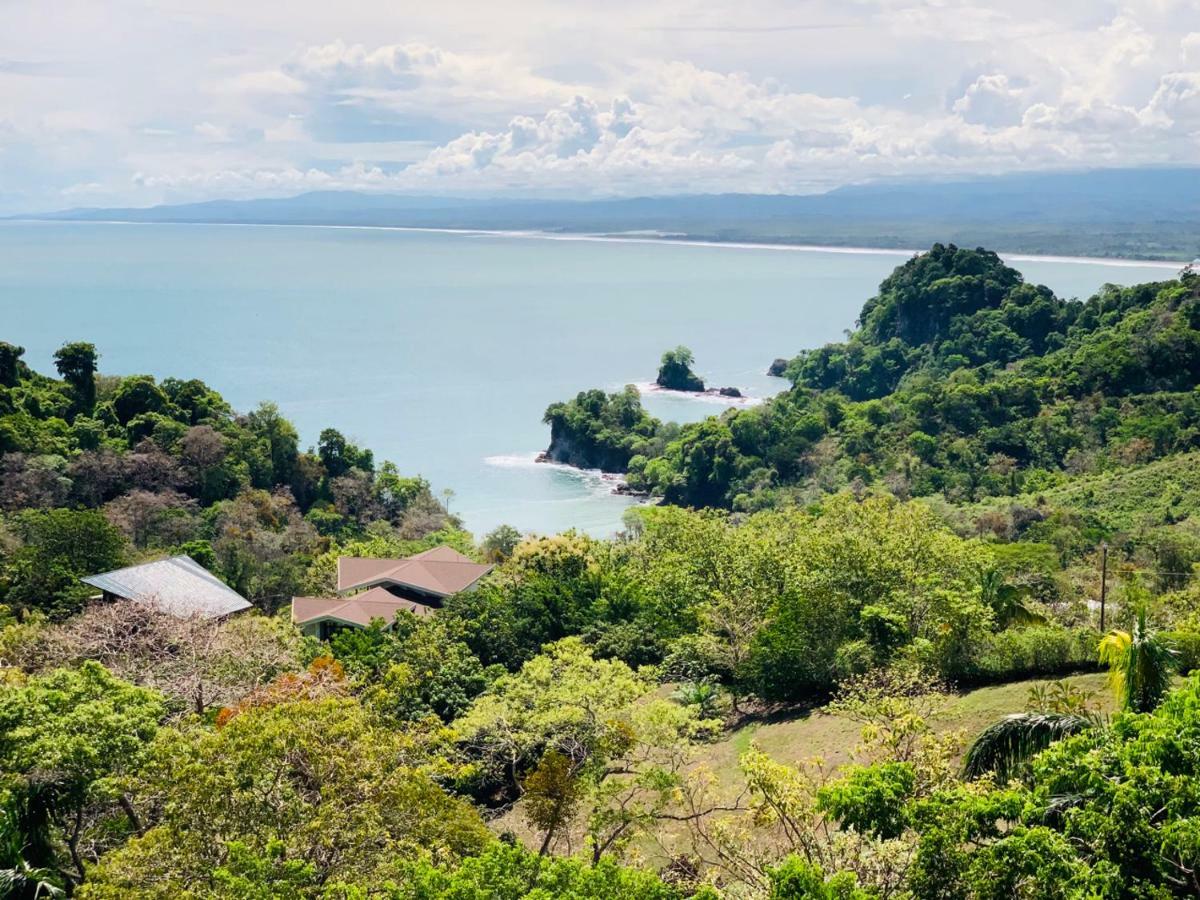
1098,629 -> 1133,708
1002,602 -> 1048,628
963,712 -> 1094,781
0,863 -> 66,899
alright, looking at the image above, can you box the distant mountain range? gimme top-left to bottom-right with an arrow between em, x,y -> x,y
20,167 -> 1200,261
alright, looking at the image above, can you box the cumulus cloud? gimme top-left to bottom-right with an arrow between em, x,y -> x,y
1184,32 -> 1200,65
1148,70 -> 1200,116
952,74 -> 1027,127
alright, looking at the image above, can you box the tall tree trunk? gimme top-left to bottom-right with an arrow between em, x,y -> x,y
119,794 -> 144,835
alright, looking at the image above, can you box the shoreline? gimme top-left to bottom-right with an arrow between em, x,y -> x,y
485,451 -> 650,500
633,381 -> 767,407
4,217 -> 1188,270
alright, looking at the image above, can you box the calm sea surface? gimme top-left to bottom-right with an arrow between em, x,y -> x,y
0,221 -> 1182,536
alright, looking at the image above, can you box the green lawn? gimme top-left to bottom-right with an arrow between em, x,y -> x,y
697,672 -> 1110,781
491,672 -> 1112,854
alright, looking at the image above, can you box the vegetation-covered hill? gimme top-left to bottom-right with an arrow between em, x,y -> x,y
547,245 -> 1200,519
0,341 -> 464,618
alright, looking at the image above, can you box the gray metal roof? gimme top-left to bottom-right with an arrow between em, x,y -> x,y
82,555 -> 251,619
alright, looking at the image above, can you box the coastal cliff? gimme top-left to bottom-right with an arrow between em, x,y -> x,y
541,386 -> 664,473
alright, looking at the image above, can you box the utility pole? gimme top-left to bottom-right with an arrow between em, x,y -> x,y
1099,543 -> 1108,631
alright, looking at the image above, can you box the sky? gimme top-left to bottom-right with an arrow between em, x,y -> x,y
2,0 -> 1199,213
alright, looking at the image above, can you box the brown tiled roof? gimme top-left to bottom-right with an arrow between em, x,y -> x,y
336,546 -> 493,597
292,586 -> 438,628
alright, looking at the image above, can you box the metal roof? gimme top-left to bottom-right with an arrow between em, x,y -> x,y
82,555 -> 251,619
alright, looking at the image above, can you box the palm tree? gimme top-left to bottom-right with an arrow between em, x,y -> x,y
965,611 -> 1178,780
979,567 -> 1046,629
963,711 -> 1095,781
0,797 -> 63,899
671,680 -> 723,719
1098,607 -> 1177,713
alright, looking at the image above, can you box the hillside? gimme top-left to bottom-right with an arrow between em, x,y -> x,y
23,167 -> 1200,261
0,340 -> 465,618
546,245 -> 1200,522
965,451 -> 1200,533
8,279 -> 1200,897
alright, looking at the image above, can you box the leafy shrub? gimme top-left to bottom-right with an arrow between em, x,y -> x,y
1161,629 -> 1200,674
963,625 -> 1100,685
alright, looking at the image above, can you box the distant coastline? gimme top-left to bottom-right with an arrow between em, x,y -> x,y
5,217 -> 1188,270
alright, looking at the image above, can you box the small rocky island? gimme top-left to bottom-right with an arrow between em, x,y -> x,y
654,346 -> 742,398
656,346 -> 706,392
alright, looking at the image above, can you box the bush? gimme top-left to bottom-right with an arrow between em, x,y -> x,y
1162,629 -> 1200,674
963,625 -> 1100,685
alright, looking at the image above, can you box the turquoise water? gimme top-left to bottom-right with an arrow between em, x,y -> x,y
0,221 -> 1182,536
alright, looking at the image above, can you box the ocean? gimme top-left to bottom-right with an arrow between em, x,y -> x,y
0,221 -> 1182,537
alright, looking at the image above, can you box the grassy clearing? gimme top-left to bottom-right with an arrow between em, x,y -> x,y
489,672 -> 1113,855
691,672 -> 1111,790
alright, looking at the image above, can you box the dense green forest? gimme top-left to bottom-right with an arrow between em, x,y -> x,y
6,245 -> 1200,898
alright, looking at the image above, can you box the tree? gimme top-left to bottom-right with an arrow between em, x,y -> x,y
179,425 -> 239,504
109,377 -> 169,426
1098,606 -> 1178,713
963,712 -> 1094,782
159,378 -> 229,426
16,600 -> 308,715
0,343 -> 24,388
963,679 -> 1102,781
81,696 -> 489,895
243,402 -> 298,487
480,525 -> 522,563
746,496 -> 988,701
102,489 -> 198,549
0,663 -> 164,888
768,857 -> 872,900
52,342 -> 98,415
330,468 -> 378,528
454,639 -> 716,858
396,842 -> 689,899
0,454 -> 72,511
445,533 -> 605,669
2,509 -> 127,618
209,488 -> 317,612
329,616 -> 497,724
978,567 -> 1045,629
317,428 -> 371,480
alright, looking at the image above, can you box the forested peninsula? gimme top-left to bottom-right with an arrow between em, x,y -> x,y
546,243 -> 1200,515
6,244 -> 1200,897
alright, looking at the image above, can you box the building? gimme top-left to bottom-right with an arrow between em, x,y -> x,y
82,555 -> 252,619
291,545 -> 494,639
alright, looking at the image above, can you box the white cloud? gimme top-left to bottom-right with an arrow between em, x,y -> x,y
1145,70 -> 1200,127
2,1 -> 1200,211
953,74 -> 1027,127
1184,32 -> 1200,65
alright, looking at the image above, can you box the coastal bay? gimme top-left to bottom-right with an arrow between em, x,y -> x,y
1,220 -> 1180,536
